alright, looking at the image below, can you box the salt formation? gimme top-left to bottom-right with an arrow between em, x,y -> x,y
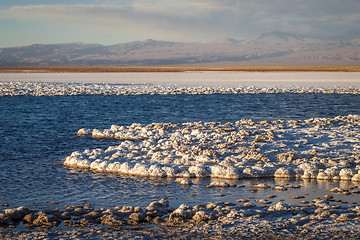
2,198 -> 360,238
63,115 -> 360,181
206,182 -> 237,188
175,178 -> 193,185
1,81 -> 360,97
253,183 -> 271,189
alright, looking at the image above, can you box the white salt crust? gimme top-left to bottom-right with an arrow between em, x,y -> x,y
1,81 -> 360,97
64,115 -> 360,181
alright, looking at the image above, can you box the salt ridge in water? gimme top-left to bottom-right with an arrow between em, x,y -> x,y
1,81 -> 360,96
64,115 -> 360,181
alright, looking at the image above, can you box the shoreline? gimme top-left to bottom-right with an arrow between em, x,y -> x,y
1,66 -> 360,73
1,197 -> 360,239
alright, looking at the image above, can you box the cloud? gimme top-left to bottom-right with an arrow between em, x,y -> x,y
2,0 -> 360,43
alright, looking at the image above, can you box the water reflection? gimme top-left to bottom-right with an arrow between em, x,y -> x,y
3,166 -> 359,211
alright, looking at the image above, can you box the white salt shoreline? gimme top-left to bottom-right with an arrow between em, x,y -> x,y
1,81 -> 360,97
2,72 -> 360,96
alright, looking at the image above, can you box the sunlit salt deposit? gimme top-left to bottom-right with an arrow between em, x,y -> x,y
63,115 -> 360,181
1,81 -> 360,97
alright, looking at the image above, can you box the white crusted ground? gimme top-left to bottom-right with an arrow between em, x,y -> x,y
1,81 -> 360,96
64,115 -> 360,181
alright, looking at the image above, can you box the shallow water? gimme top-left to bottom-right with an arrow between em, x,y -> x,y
1,94 -> 360,210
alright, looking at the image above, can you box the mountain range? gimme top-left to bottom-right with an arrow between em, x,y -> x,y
1,31 -> 359,66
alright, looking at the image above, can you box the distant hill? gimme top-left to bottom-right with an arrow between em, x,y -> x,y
1,31 -> 360,66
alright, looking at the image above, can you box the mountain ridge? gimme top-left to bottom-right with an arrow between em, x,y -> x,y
1,31 -> 359,66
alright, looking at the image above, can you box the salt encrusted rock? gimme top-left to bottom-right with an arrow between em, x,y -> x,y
313,199 -> 331,209
352,171 -> 360,182
206,181 -> 236,188
23,213 -> 37,224
324,167 -> 340,179
210,166 -> 240,179
32,212 -> 60,228
4,206 -> 30,221
337,213 -> 357,220
274,167 -> 297,178
268,202 -> 290,211
352,206 -> 360,213
118,206 -> 135,213
301,170 -> 318,179
339,168 -> 354,181
322,195 -> 334,201
83,211 -> 103,224
226,210 -> 243,219
299,162 -> 318,172
169,204 -> 195,223
242,202 -> 255,208
205,203 -> 217,209
146,199 -> 170,217
100,214 -> 125,227
129,212 -> 146,222
2,209 -> 19,222
255,199 -> 272,204
66,206 -> 91,216
317,169 -> 331,180
329,187 -> 345,193
175,178 -> 193,185
192,210 -> 212,222
267,195 -> 277,199
290,196 -> 305,199
277,152 -> 300,163
332,176 -> 341,181
253,183 -> 271,189
273,185 -> 288,191
148,164 -> 167,177
188,166 -> 211,178
77,128 -> 92,136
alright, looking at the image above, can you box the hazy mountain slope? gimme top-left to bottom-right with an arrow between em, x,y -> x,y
1,32 -> 359,66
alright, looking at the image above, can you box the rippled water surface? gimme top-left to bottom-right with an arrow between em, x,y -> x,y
1,94 -> 360,210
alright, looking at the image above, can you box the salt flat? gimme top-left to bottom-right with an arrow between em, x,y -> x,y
1,72 -> 360,88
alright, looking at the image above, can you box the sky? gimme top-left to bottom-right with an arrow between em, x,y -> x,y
1,0 -> 359,48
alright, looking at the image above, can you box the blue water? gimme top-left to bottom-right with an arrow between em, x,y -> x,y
1,94 -> 359,210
